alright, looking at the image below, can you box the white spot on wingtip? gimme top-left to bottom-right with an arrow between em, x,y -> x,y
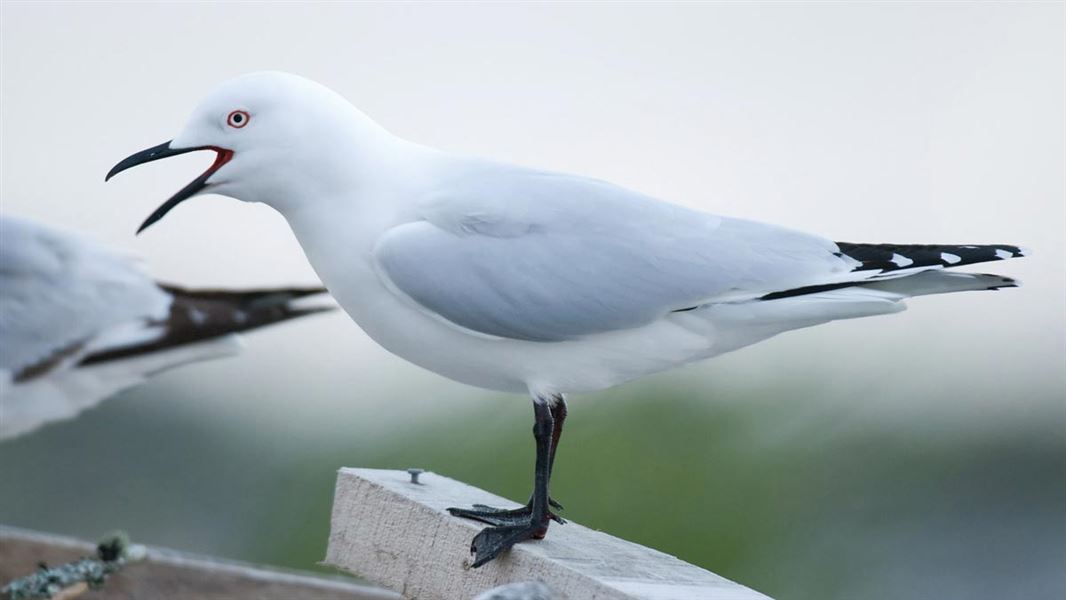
994,249 -> 1012,260
941,252 -> 961,264
889,253 -> 914,268
839,253 -> 862,269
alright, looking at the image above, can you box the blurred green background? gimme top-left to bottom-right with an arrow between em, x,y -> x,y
2,317 -> 1063,600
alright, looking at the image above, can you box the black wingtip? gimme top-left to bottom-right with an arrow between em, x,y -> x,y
836,242 -> 1029,274
155,284 -> 332,307
77,286 -> 334,368
986,275 -> 1020,291
283,304 -> 338,319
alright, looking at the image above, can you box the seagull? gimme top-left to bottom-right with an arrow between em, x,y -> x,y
106,71 -> 1026,567
0,214 -> 333,440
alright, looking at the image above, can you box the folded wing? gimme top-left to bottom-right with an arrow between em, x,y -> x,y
374,168 -> 857,341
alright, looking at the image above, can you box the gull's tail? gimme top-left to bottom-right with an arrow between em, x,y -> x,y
762,243 -> 1027,301
701,242 -> 1027,360
77,285 -> 334,367
836,241 -> 1028,298
858,270 -> 1018,297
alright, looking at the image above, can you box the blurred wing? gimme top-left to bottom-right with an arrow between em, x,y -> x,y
374,168 -> 855,341
0,335 -> 240,440
0,215 -> 335,440
0,215 -> 171,376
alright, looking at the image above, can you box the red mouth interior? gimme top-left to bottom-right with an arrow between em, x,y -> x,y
203,147 -> 234,180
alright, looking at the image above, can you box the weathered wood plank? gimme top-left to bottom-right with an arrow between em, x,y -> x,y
326,468 -> 774,600
1,525 -> 398,600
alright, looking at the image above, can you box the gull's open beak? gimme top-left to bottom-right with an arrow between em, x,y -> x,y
106,141 -> 234,234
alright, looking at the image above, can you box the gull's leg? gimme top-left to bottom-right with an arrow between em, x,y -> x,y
447,394 -> 563,567
448,395 -> 567,525
547,396 -> 567,510
464,395 -> 568,519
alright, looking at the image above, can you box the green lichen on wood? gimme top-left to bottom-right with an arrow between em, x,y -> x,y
3,532 -> 144,600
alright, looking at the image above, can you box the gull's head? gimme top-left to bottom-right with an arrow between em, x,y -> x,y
107,71 -> 387,233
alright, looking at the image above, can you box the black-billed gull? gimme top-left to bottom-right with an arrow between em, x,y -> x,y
107,72 -> 1026,567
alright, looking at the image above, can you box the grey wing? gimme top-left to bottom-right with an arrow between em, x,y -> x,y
0,215 -> 171,374
374,169 -> 855,341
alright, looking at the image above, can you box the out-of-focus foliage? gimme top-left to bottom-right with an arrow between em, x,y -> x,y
1,375 -> 1062,600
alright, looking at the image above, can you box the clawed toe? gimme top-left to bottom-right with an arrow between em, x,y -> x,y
447,504 -> 525,527
470,521 -> 547,568
447,501 -> 562,567
447,502 -> 565,527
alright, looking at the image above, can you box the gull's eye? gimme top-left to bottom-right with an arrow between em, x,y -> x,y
227,110 -> 250,129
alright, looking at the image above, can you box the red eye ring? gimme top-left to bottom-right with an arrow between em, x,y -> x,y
227,110 -> 250,129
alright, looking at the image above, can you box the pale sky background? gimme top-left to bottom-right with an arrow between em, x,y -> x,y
1,2 -> 1063,429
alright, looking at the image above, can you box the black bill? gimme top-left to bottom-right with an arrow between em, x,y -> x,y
107,141 -> 233,234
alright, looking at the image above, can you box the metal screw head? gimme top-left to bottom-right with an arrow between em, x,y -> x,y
407,468 -> 425,484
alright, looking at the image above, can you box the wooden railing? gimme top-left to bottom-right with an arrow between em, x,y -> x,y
326,468 -> 774,600
2,469 -> 774,599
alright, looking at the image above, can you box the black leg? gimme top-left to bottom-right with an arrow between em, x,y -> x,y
449,395 -> 567,524
547,397 -> 567,510
464,395 -> 567,516
447,394 -> 567,567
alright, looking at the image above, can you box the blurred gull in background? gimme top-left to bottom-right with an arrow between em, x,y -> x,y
0,214 -> 333,440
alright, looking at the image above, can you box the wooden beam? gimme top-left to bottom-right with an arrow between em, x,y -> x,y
326,468 -> 774,600
1,525 -> 398,600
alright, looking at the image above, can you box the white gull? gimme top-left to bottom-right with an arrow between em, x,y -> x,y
107,71 -> 1026,566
